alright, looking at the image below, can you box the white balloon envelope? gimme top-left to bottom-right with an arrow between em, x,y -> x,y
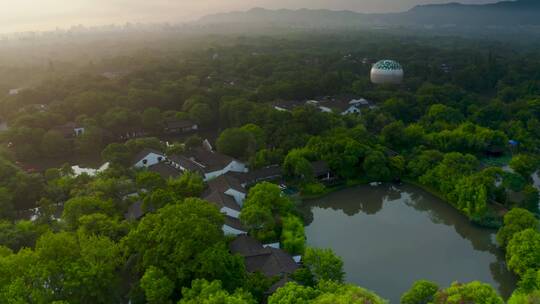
370,60 -> 404,85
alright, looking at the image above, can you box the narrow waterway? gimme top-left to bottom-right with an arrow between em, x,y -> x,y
301,184 -> 517,303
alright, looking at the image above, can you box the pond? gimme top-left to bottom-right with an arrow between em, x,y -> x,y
301,184 -> 517,303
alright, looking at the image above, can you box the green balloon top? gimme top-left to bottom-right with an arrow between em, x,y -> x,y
373,60 -> 402,71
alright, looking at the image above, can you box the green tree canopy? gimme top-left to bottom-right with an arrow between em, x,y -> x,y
497,208 -> 538,249
303,247 -> 345,283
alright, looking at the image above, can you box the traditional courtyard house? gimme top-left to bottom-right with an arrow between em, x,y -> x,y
272,100 -> 305,112
169,147 -> 248,181
202,185 -> 247,236
229,234 -> 299,280
207,174 -> 247,206
163,118 -> 199,134
132,148 -> 166,168
203,190 -> 242,219
230,165 -> 283,188
324,99 -> 361,115
223,216 -> 247,236
118,127 -> 147,140
312,160 -> 333,182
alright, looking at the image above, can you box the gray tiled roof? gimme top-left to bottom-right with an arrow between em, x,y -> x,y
230,235 -> 299,277
148,162 -> 182,179
208,174 -> 246,194
169,148 -> 235,173
203,190 -> 241,211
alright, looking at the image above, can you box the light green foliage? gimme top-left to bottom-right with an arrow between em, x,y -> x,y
0,220 -> 45,251
301,182 -> 326,196
497,208 -> 538,249
449,175 -> 488,219
269,281 -> 387,304
419,152 -> 484,219
0,232 -> 124,303
83,176 -> 135,201
167,171 -> 204,198
431,281 -> 503,304
268,282 -> 320,304
240,124 -> 266,149
306,135 -> 366,179
126,199 -> 225,288
281,215 -> 306,255
240,182 -> 293,241
407,150 -> 444,178
179,279 -> 256,304
508,290 -> 540,304
249,148 -> 284,169
192,243 -> 247,292
143,189 -> 179,211
136,171 -> 166,191
77,213 -> 128,242
283,149 -> 314,181
313,280 -> 388,304
428,123 -> 507,154
400,280 -> 439,304
303,247 -> 345,283
62,196 -> 115,230
141,266 -> 175,304
507,229 -> 540,277
510,155 -> 539,179
216,127 -> 256,159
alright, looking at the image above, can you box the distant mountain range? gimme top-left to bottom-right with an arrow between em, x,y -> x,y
197,0 -> 540,28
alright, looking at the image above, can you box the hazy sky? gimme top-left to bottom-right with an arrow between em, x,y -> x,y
0,0 -> 499,33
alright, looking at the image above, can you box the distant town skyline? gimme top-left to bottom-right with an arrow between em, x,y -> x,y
0,0 -> 501,33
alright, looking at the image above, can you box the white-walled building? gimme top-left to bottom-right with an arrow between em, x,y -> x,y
169,148 -> 247,181
133,149 -> 166,168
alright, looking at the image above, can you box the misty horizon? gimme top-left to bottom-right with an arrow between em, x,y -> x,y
0,0 -> 501,34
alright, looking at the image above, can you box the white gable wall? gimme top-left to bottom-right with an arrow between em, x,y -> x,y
224,189 -> 246,207
341,106 -> 361,115
221,207 -> 240,219
223,225 -> 245,236
134,152 -> 166,168
204,160 -> 248,181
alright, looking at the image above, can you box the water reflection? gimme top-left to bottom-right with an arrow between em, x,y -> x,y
301,184 -> 517,303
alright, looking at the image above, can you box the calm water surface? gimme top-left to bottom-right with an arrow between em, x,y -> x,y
301,184 -> 516,303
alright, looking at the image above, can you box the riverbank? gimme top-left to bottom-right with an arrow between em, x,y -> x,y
301,184 -> 517,302
297,177 -> 503,229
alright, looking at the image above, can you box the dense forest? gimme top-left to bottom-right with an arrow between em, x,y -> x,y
0,29 -> 539,303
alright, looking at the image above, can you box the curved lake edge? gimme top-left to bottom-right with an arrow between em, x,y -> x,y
298,182 -> 517,302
